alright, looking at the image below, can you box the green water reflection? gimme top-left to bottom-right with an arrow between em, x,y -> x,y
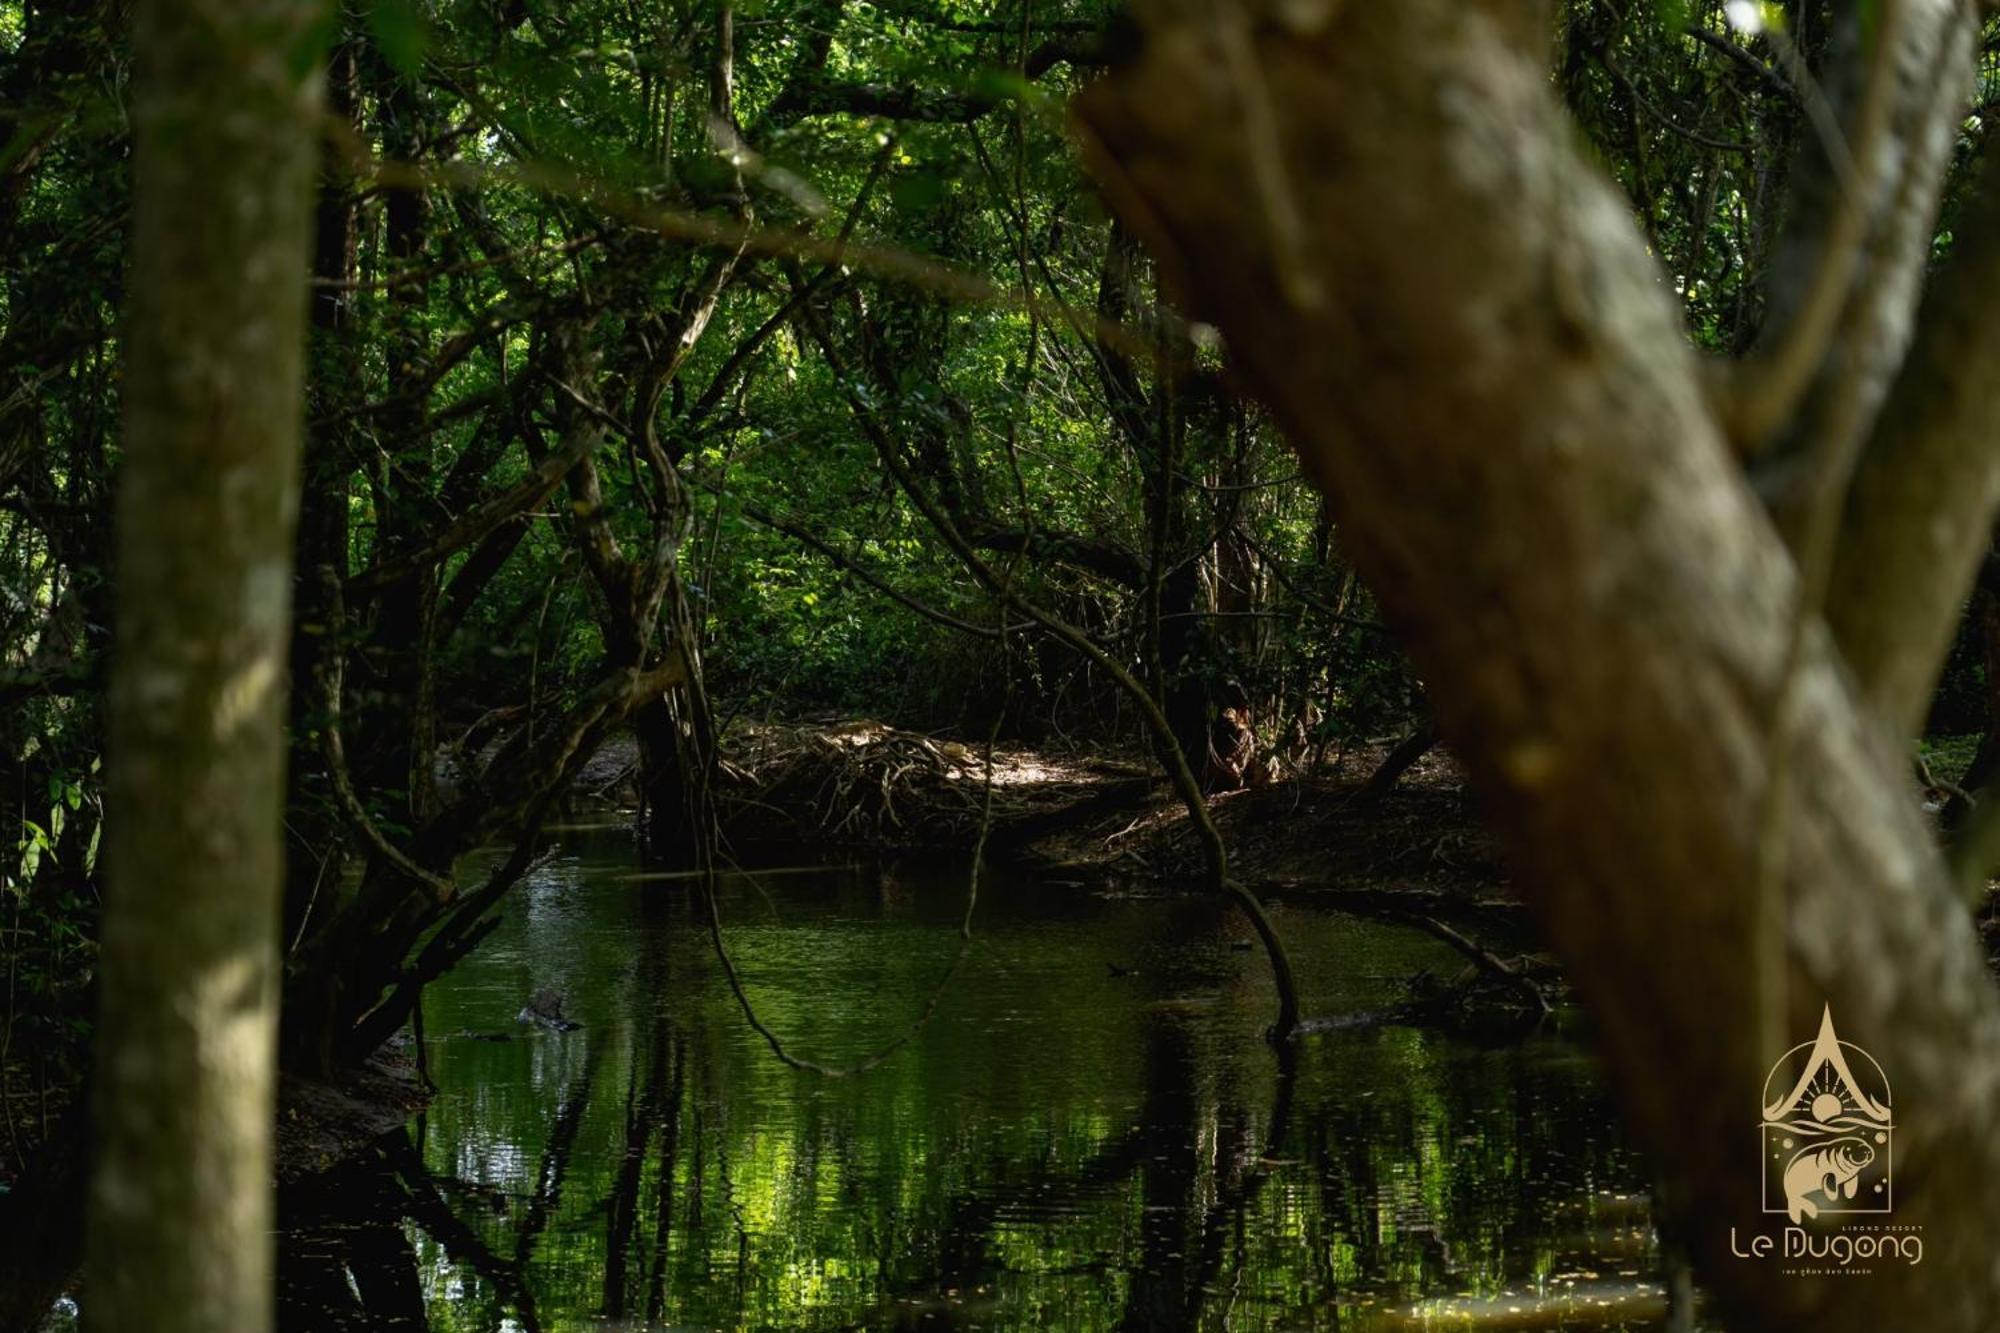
278,831 -> 1667,1330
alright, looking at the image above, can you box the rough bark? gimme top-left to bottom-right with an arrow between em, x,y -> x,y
1078,3 -> 2000,1328
87,3 -> 320,1330
1746,0 -> 1975,471
1825,131 -> 2000,737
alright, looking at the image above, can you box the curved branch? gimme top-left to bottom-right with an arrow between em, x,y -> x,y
1825,131 -> 2000,737
1740,0 -> 1976,467
314,566 -> 457,903
1723,0 -> 1907,450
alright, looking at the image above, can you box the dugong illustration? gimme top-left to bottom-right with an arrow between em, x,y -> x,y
1781,1137 -> 1874,1223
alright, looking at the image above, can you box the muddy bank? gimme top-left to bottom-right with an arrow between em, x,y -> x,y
709,718 -> 1514,907
276,1049 -> 430,1184
716,718 -> 1156,848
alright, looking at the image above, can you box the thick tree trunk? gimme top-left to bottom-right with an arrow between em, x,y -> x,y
87,3 -> 319,1330
1079,4 -> 2000,1328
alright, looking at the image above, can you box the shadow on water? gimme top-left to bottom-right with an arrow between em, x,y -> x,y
276,831 -> 1675,1330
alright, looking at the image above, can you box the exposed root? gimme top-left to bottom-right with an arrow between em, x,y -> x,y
717,718 -> 1155,847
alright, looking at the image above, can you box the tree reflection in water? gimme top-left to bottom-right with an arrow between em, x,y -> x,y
277,841 -> 1667,1330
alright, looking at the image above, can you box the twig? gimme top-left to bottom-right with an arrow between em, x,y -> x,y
1409,914 -> 1550,1017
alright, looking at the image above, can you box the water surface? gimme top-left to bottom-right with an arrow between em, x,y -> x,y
278,829 -> 1668,1330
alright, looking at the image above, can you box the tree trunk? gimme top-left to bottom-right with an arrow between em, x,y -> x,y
284,33 -> 361,972
1359,718 -> 1438,806
87,3 -> 319,1330
1079,4 -> 2000,1328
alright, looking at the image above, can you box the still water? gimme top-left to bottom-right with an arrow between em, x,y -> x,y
278,827 -> 1669,1331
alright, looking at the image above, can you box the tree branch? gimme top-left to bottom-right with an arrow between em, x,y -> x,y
1825,131 -> 2000,738
1739,1 -> 1975,469
1076,3 -> 2000,1324
767,40 -> 1104,123
344,420 -> 601,594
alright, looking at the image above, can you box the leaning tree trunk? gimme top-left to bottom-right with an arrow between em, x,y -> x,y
1079,2 -> 2000,1329
87,3 -> 319,1331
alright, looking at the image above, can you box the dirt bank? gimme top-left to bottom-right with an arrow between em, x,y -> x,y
708,718 -> 1520,921
276,1048 -> 430,1184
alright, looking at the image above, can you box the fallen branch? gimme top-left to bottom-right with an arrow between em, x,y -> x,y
1407,914 -> 1551,1018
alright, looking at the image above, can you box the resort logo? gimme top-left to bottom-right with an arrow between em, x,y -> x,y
1730,1005 -> 1921,1273
1760,1004 -> 1892,1222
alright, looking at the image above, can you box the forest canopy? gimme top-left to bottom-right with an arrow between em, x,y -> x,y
11,0 -> 2000,1330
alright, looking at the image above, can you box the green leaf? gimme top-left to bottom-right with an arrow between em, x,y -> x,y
288,0 -> 341,82
967,68 -> 1030,105
368,0 -> 430,77
889,169 -> 948,213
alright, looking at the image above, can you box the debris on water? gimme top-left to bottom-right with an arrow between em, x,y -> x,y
517,986 -> 581,1031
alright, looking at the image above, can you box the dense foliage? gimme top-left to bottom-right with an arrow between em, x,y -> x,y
4,0 -> 2000,1162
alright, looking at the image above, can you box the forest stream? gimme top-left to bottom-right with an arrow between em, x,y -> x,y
264,826 -> 1670,1332
23,2 -> 2000,1327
